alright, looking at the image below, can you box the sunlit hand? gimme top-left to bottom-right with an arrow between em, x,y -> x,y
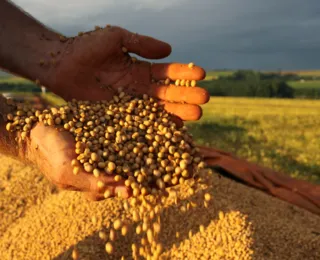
50,26 -> 209,122
28,123 -> 130,201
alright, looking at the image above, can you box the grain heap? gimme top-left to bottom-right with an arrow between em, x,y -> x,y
3,89 -> 318,260
4,88 -> 216,259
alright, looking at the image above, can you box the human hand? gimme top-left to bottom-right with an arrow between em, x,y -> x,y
27,123 -> 130,200
48,26 -> 209,122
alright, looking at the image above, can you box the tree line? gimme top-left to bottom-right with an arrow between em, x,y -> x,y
199,70 -> 320,99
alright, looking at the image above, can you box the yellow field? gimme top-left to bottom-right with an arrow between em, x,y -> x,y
187,97 -> 320,183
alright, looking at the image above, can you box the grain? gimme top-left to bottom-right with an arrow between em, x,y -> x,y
1,89 -> 318,260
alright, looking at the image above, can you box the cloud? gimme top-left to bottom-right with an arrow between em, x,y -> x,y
10,0 -> 320,70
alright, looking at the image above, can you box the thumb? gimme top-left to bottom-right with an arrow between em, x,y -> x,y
121,28 -> 172,59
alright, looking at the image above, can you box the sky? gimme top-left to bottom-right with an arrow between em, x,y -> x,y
10,0 -> 320,70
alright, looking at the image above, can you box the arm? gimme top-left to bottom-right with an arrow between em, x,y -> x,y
0,0 -> 62,88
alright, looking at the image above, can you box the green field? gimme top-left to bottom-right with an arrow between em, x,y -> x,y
204,70 -> 235,80
287,80 -> 320,89
187,97 -> 320,184
204,69 -> 320,80
0,76 -> 31,83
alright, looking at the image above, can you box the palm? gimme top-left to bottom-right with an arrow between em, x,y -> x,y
52,26 -> 209,121
29,123 -> 129,200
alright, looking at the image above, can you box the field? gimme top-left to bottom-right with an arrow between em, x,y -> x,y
187,97 -> 320,184
205,69 -> 320,79
287,80 -> 320,89
204,70 -> 234,80
0,76 -> 30,83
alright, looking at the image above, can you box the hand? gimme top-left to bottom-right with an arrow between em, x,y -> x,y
27,123 -> 130,201
49,26 -> 209,122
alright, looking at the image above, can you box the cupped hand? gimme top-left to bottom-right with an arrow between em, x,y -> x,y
50,26 -> 209,122
27,123 -> 130,201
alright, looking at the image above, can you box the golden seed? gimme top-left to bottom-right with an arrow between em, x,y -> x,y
121,225 -> 128,236
21,132 -> 27,140
122,46 -> 128,53
91,216 -> 97,225
113,219 -> 122,230
136,224 -> 142,235
72,248 -> 79,260
147,229 -> 154,243
109,229 -> 116,241
104,189 -> 112,199
107,161 -> 116,172
91,152 -> 99,161
99,231 -> 107,240
188,62 -> 195,69
191,79 -> 196,87
97,180 -> 105,189
199,225 -> 205,233
73,167 -> 80,175
105,242 -> 113,254
204,193 -> 211,202
188,187 -> 195,195
6,123 -> 12,131
84,164 -> 93,173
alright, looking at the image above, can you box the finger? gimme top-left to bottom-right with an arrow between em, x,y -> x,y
151,63 -> 206,81
147,84 -> 210,105
159,101 -> 203,121
83,192 -> 105,201
63,170 -> 131,198
121,29 -> 172,59
84,185 -> 130,201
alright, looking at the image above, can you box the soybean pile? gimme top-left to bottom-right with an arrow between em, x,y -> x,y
4,90 -> 212,259
0,157 -> 319,260
0,92 -> 319,259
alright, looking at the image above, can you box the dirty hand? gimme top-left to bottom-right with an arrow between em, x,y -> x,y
27,123 -> 130,200
48,26 -> 209,122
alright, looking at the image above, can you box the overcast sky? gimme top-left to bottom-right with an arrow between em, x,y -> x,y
11,0 -> 320,70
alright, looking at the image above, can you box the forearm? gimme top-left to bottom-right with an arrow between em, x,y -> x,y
0,0 -> 63,87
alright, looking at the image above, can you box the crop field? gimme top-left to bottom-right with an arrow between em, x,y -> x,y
0,76 -> 30,83
204,70 -> 235,80
287,80 -> 320,89
187,97 -> 320,184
